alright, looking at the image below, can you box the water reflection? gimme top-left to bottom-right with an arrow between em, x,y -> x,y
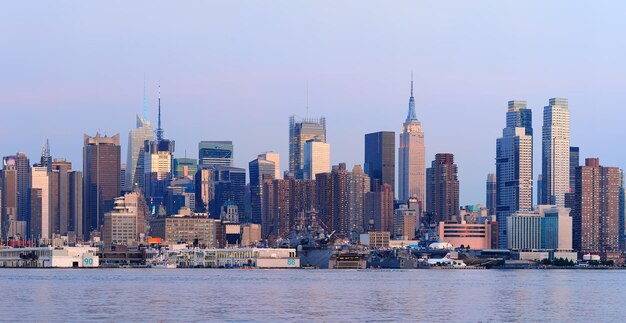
1,269 -> 626,322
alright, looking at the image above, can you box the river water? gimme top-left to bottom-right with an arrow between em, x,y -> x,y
1,269 -> 624,322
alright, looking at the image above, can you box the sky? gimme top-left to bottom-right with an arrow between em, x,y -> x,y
1,1 -> 625,205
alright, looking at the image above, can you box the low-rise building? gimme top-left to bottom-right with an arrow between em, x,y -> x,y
439,220 -> 496,250
507,205 -> 573,252
0,246 -> 99,268
150,213 -> 218,248
360,231 -> 390,248
394,205 -> 417,240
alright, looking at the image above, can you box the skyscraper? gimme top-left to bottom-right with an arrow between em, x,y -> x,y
262,175 -> 316,239
212,166 -> 246,220
198,141 -> 234,167
2,156 -> 27,241
348,165 -> 370,235
83,133 -> 121,240
194,167 -> 214,214
173,158 -> 198,178
15,152 -> 31,229
258,152 -> 281,180
30,165 -> 50,240
249,157 -> 276,225
303,139 -> 330,180
289,116 -> 326,179
364,131 -> 395,192
619,169 -> 626,251
398,76 -> 425,204
426,153 -> 460,223
143,87 -> 175,208
541,98 -> 570,208
495,100 -> 533,248
486,173 -> 496,215
572,158 -> 620,260
365,184 -> 394,233
569,146 -> 579,192
125,115 -> 153,191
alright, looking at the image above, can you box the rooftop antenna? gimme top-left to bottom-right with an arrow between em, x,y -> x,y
143,74 -> 147,121
406,71 -> 417,121
306,81 -> 309,118
156,82 -> 164,141
411,71 -> 414,97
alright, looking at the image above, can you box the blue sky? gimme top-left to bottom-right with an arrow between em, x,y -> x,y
1,1 -> 625,204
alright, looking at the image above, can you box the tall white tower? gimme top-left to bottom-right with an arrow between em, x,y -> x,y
542,98 -> 570,207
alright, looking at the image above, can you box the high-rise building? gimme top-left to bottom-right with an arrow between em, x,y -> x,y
194,167 -> 214,214
364,131 -> 395,192
49,155 -> 83,239
173,157 -> 198,178
83,133 -> 121,240
289,116 -> 326,179
486,173 -> 496,215
125,115 -> 153,191
198,141 -> 234,167
314,164 -> 352,235
30,165 -> 51,240
262,175 -> 316,238
619,169 -> 626,251
572,158 -> 621,260
68,170 -> 83,240
102,191 -> 149,246
366,184 -> 394,233
569,146 -> 579,192
258,152 -> 281,180
537,174 -> 543,206
143,87 -> 175,210
249,157 -> 276,225
394,204 -> 417,240
212,166 -> 246,221
2,156 -> 26,240
348,165 -> 370,235
120,163 -> 127,192
15,152 -> 31,228
426,153 -> 460,223
541,98 -> 570,207
303,139 -> 330,180
398,76 -> 425,204
495,100 -> 533,248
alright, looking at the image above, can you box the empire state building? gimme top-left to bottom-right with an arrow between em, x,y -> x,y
398,75 -> 425,206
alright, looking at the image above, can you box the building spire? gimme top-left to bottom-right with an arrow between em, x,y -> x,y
406,72 -> 417,122
143,74 -> 147,121
156,82 -> 164,141
41,139 -> 52,171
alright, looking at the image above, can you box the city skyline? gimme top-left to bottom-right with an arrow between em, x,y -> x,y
2,2 -> 626,205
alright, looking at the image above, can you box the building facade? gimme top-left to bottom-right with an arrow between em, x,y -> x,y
198,141 -> 234,167
303,139 -> 330,181
398,77 -> 425,205
102,191 -> 149,246
289,116 -> 326,179
495,100 -> 533,249
249,157 -> 276,225
83,133 -> 121,240
125,115 -> 153,191
541,98 -> 570,207
426,153 -> 460,223
572,158 -> 621,260
364,131 -> 395,193
486,173 -> 496,215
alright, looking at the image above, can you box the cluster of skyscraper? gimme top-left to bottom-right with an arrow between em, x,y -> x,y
0,80 -> 623,262
492,98 -> 624,260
